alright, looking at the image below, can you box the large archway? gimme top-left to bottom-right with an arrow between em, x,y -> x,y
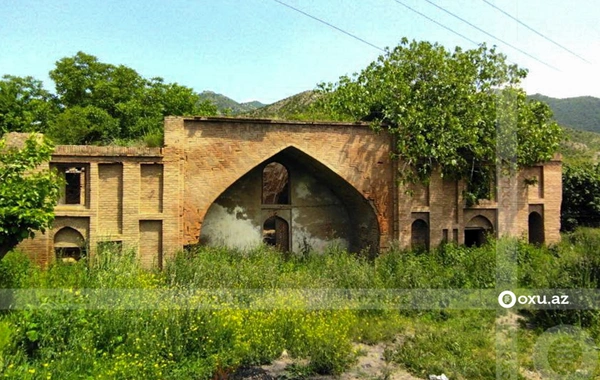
464,215 -> 494,247
199,147 -> 380,255
54,227 -> 85,261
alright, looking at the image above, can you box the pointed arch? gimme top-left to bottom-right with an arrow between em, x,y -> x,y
198,144 -> 366,217
199,146 -> 380,254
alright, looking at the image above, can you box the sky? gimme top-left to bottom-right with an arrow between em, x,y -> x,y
1,0 -> 599,104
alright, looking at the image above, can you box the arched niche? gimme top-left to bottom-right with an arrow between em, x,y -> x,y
262,162 -> 290,205
54,227 -> 85,261
464,215 -> 494,247
411,219 -> 429,251
199,146 -> 380,255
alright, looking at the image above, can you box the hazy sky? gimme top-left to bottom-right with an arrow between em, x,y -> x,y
1,0 -> 598,104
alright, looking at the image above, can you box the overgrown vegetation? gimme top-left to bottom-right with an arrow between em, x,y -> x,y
560,127 -> 600,165
315,39 -> 562,204
2,232 -> 600,379
0,135 -> 61,259
0,52 -> 218,146
561,163 -> 600,231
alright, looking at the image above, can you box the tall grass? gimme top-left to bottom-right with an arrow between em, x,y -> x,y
1,231 -> 600,379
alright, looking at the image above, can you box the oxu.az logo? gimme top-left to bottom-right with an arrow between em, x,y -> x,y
498,290 -> 569,309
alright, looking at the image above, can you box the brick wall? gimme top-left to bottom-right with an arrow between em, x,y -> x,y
140,164 -> 163,213
139,220 -> 163,268
9,118 -> 563,265
165,117 -> 395,250
98,163 -> 123,236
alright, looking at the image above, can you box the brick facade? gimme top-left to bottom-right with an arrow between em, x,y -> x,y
11,117 -> 562,266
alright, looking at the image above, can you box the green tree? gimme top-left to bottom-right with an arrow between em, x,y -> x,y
317,39 -> 561,203
48,105 -> 119,145
0,75 -> 59,135
49,52 -> 217,144
0,135 -> 61,259
561,162 -> 600,231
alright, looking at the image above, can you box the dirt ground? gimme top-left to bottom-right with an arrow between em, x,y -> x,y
233,342 -> 424,380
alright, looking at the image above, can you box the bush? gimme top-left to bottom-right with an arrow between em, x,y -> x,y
391,310 -> 496,379
3,234 -> 600,378
0,245 -> 360,378
0,251 -> 32,289
519,228 -> 600,335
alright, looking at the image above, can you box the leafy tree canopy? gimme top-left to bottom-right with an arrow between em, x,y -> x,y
1,52 -> 218,146
48,52 -> 217,145
0,135 -> 61,259
316,38 -> 562,203
561,162 -> 600,231
0,75 -> 59,136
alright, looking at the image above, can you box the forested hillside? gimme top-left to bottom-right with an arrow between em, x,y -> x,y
245,90 -> 322,119
198,91 -> 265,115
528,93 -> 600,133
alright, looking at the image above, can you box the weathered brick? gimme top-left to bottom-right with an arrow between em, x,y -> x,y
11,117 -> 561,265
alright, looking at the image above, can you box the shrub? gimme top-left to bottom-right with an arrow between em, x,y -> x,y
3,234 -> 600,378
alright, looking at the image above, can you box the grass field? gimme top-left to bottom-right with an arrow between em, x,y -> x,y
2,230 -> 600,379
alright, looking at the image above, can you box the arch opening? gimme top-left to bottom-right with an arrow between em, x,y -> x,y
465,215 -> 493,247
54,227 -> 85,262
263,216 -> 290,252
411,219 -> 429,251
200,146 -> 380,255
262,162 -> 290,204
528,212 -> 545,245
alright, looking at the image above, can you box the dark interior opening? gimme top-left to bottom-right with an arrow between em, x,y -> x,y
65,172 -> 82,204
528,212 -> 545,245
464,215 -> 493,248
465,229 -> 487,247
55,247 -> 83,262
411,219 -> 430,250
263,216 -> 289,252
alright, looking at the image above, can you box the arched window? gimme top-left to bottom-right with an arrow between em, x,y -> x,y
263,216 -> 290,252
465,215 -> 494,247
528,212 -> 545,245
411,219 -> 429,251
54,227 -> 85,262
262,162 -> 290,204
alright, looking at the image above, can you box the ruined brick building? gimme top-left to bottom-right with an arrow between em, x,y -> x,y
14,117 -> 562,267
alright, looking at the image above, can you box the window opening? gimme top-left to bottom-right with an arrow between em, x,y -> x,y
262,162 -> 290,204
262,216 -> 290,252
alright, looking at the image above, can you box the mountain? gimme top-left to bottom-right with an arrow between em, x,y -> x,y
197,89 -> 600,163
559,126 -> 600,164
198,91 -> 266,115
528,94 -> 600,133
246,90 -> 321,119
247,90 -> 600,164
